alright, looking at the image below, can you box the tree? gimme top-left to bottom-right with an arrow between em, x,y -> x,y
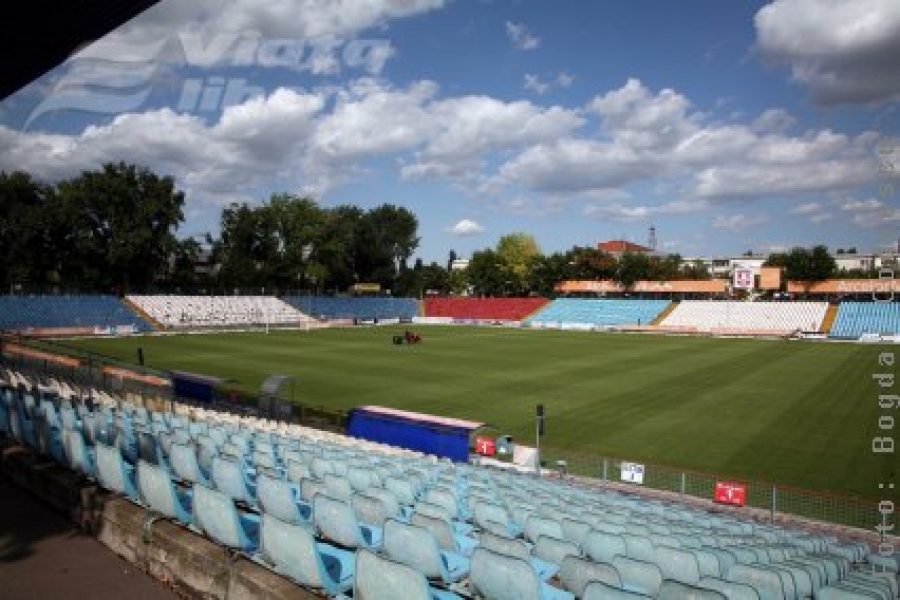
467,248 -> 505,296
568,247 -> 616,280
0,171 -> 61,291
614,252 -> 653,289
56,162 -> 185,292
529,252 -> 575,296
764,245 -> 835,292
496,232 -> 540,295
681,259 -> 711,280
355,204 -> 419,289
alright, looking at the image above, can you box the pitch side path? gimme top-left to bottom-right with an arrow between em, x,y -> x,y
0,476 -> 177,600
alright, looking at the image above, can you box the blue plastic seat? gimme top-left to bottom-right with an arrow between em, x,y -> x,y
470,547 -> 574,600
313,494 -> 382,550
256,472 -> 311,524
192,483 -> 259,552
411,512 -> 478,557
383,518 -> 470,585
583,581 -> 654,600
475,502 -> 523,538
585,530 -> 628,563
352,548 -> 463,600
63,427 -> 96,477
95,442 -> 139,499
479,530 -> 559,581
169,442 -> 213,486
136,459 -> 194,526
258,513 -> 354,596
559,555 -> 622,598
212,455 -> 257,506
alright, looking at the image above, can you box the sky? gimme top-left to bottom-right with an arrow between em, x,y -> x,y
1,0 -> 899,264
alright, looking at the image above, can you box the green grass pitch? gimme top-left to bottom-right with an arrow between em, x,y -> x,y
68,326 -> 887,499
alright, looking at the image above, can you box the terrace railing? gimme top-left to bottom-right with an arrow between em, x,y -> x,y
539,447 -> 886,533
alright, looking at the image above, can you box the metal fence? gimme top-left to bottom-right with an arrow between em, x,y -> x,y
541,448 -> 882,532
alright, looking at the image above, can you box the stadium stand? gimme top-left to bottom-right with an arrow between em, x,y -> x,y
3,365 -> 894,600
524,299 -> 670,328
0,294 -> 152,333
660,300 -> 828,334
127,295 -> 313,329
423,297 -> 549,321
284,295 -> 418,321
829,302 -> 900,339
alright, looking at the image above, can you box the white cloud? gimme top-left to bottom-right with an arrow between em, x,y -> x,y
835,197 -> 900,228
75,0 -> 446,78
711,214 -> 769,232
557,72 -> 575,88
810,213 -> 833,223
583,203 -> 651,222
852,209 -> 900,228
505,21 -> 540,50
447,219 -> 485,236
840,198 -> 883,211
790,202 -> 822,215
754,0 -> 900,105
524,74 -> 549,95
753,108 -> 796,133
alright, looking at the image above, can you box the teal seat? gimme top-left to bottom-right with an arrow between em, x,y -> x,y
256,472 -> 311,524
698,576 -> 761,600
611,555 -> 665,597
655,545 -> 702,585
136,460 -> 194,526
95,442 -> 138,500
383,518 -> 470,585
586,531 -> 628,563
479,530 -> 559,581
63,427 -> 96,477
658,580 -> 728,600
352,548 -> 463,600
169,442 -> 212,487
559,554 -> 622,598
258,513 -> 354,597
313,494 -> 382,550
192,483 -> 259,552
583,581 -> 654,600
410,512 -> 478,558
470,547 -> 574,600
212,455 -> 257,506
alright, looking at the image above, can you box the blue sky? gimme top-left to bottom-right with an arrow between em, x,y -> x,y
1,0 -> 899,264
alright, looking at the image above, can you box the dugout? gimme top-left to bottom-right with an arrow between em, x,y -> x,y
170,370 -> 225,404
346,405 -> 485,462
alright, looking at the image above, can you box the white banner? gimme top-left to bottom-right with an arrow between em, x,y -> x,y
733,268 -> 754,290
620,462 -> 645,484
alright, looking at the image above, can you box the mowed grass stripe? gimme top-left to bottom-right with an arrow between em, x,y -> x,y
68,326 -> 881,498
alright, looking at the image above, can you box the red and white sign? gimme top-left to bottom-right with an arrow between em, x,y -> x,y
733,268 -> 754,290
474,435 -> 496,456
714,481 -> 747,506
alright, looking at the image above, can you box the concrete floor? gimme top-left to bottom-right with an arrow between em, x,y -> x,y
0,476 -> 178,600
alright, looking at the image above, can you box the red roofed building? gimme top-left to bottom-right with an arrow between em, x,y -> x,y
597,239 -> 655,256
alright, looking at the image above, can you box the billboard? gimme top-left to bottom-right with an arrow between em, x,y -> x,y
759,267 -> 782,290
733,268 -> 754,290
713,481 -> 747,506
620,462 -> 645,484
474,435 -> 496,456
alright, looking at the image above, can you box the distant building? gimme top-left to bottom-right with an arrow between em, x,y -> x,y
597,239 -> 656,257
450,258 -> 470,271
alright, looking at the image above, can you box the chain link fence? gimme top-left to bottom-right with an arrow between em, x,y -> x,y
541,448 -> 881,531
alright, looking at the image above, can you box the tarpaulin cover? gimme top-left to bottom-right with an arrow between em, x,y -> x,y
346,405 -> 484,462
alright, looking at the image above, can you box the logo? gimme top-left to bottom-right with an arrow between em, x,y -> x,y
25,32 -> 393,129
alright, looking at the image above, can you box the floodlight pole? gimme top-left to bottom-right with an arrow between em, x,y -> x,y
535,417 -> 541,477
